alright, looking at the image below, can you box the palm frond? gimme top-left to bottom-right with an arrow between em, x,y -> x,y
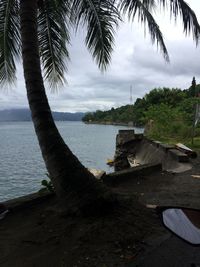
159,0 -> 200,44
38,0 -> 70,90
0,0 -> 20,85
142,0 -> 157,11
71,0 -> 120,71
119,0 -> 169,61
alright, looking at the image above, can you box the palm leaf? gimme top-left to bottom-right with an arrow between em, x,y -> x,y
159,0 -> 200,44
119,0 -> 169,61
38,0 -> 70,90
71,0 -> 120,71
0,0 -> 20,85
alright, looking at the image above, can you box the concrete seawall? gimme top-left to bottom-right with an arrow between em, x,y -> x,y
114,130 -> 192,173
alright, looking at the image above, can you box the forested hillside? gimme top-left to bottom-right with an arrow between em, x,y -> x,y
0,109 -> 85,121
83,79 -> 200,141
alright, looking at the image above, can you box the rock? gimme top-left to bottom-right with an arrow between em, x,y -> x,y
88,168 -> 106,180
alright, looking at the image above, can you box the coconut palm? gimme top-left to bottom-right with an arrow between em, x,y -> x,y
0,0 -> 200,212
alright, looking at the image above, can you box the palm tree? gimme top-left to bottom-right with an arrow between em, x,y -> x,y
0,0 -> 200,212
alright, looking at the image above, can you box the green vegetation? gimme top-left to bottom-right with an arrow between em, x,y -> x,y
41,173 -> 54,193
41,179 -> 54,193
83,81 -> 200,144
83,105 -> 135,124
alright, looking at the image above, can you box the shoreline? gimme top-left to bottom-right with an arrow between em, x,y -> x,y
83,121 -> 144,128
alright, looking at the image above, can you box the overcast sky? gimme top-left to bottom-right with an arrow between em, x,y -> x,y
0,0 -> 200,112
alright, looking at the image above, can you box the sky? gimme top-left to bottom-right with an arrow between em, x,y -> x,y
0,0 -> 200,113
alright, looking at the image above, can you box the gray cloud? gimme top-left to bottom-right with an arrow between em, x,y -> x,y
0,0 -> 200,112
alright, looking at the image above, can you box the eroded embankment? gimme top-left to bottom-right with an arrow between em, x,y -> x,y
114,130 -> 192,173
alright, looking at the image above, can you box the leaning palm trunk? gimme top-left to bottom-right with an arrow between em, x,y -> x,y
1,0 -> 199,212
20,0 -> 111,212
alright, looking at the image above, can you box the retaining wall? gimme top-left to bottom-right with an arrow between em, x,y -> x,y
114,130 -> 192,173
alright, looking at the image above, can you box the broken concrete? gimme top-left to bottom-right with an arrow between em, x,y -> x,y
103,163 -> 162,185
114,130 -> 192,173
114,130 -> 142,171
169,149 -> 189,162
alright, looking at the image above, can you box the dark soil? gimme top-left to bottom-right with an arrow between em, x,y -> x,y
0,193 -> 165,267
1,157 -> 200,267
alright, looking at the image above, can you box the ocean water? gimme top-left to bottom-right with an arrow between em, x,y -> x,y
0,121 -> 143,201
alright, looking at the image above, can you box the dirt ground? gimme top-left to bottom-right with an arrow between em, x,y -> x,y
1,157 -> 200,267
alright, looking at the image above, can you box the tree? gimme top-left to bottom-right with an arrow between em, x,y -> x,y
192,77 -> 196,88
0,0 -> 200,213
144,103 -> 191,140
189,77 -> 197,97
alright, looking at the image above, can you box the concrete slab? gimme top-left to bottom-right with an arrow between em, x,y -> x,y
169,149 -> 189,162
103,163 -> 162,185
159,143 -> 175,152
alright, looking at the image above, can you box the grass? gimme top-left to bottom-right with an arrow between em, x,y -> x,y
185,137 -> 200,150
147,134 -> 200,152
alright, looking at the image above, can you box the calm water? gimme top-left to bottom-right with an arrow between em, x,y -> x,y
0,121 -> 143,201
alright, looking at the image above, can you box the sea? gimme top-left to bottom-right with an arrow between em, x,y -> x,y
0,121 -> 143,201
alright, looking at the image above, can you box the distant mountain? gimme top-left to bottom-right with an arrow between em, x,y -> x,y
0,109 -> 85,122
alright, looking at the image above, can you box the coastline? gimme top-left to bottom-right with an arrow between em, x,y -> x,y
83,121 -> 143,127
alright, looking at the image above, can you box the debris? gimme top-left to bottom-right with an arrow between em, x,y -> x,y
88,168 -> 106,179
191,175 -> 200,179
176,143 -> 197,158
106,158 -> 114,166
127,156 -> 140,167
146,204 -> 157,209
